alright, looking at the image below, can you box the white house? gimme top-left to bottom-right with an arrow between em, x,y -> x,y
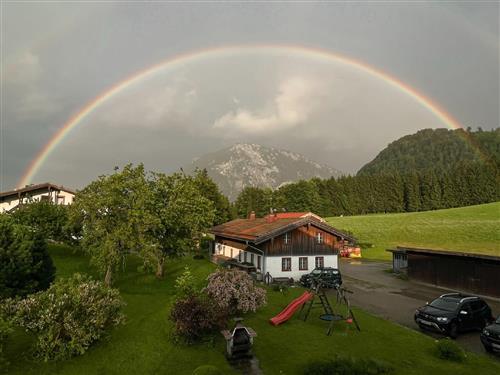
209,211 -> 356,280
0,183 -> 75,213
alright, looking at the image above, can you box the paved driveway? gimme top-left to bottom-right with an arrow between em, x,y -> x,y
338,258 -> 500,358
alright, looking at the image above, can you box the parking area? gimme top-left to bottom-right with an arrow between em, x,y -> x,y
338,258 -> 500,357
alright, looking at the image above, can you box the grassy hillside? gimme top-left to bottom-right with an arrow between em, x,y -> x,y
5,244 -> 500,374
327,202 -> 500,260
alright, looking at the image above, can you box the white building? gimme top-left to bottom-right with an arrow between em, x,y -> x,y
0,183 -> 75,213
210,212 -> 355,280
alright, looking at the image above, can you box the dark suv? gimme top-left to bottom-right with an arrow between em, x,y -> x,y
481,315 -> 500,353
299,267 -> 342,289
414,293 -> 493,338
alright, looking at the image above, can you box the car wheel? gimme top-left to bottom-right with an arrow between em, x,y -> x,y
483,344 -> 493,353
448,322 -> 459,339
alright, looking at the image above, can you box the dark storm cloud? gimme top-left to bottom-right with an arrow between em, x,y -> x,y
1,2 -> 498,190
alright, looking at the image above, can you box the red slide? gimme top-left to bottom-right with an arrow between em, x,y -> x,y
269,291 -> 313,326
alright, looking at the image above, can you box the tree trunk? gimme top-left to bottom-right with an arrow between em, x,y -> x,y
104,265 -> 113,286
156,255 -> 165,279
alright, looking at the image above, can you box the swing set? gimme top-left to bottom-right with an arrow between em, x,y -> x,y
299,280 -> 360,335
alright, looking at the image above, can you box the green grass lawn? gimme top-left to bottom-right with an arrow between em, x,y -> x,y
5,244 -> 500,374
326,202 -> 500,261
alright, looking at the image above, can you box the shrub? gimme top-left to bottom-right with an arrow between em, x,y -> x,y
11,201 -> 72,243
175,267 -> 196,298
0,316 -> 12,373
192,365 -> 222,375
204,269 -> 266,314
170,294 -> 226,343
435,339 -> 466,362
7,273 -> 125,361
0,215 -> 55,298
303,356 -> 393,375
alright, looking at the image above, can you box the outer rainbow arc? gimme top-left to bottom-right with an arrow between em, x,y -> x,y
18,44 -> 465,188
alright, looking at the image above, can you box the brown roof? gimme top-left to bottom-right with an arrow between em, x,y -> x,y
210,214 -> 355,244
0,183 -> 76,199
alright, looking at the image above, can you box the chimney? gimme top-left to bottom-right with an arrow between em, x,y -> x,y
248,211 -> 256,220
265,211 -> 278,223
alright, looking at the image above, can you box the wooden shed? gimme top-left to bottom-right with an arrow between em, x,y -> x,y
387,247 -> 500,298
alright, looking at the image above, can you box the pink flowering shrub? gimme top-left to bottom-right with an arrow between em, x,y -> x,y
6,273 -> 125,361
204,269 -> 266,314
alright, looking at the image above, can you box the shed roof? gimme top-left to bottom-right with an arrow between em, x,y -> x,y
387,247 -> 500,262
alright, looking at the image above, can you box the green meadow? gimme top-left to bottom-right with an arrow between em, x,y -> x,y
5,243 -> 500,375
327,202 -> 500,260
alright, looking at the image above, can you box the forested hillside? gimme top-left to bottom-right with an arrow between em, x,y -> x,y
234,161 -> 499,218
357,128 -> 499,176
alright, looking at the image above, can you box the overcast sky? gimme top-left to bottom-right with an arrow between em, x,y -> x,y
1,2 -> 498,191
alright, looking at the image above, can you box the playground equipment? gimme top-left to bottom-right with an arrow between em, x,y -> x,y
269,291 -> 313,326
269,280 -> 360,335
299,281 -> 360,335
221,318 -> 257,359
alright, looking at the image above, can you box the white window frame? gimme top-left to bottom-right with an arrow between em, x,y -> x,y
316,232 -> 323,244
282,257 -> 292,272
299,257 -> 308,271
284,232 -> 291,245
315,256 -> 324,268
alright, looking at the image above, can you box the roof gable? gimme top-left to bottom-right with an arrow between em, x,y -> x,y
210,213 -> 355,244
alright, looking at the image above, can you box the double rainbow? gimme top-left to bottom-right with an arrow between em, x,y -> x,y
18,44 -> 465,187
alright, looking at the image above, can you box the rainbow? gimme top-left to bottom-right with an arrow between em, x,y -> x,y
18,44 -> 467,187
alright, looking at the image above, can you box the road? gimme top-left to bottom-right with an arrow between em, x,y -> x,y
338,258 -> 500,358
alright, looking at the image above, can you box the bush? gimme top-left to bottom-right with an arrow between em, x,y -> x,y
170,294 -> 226,343
0,215 -> 55,298
11,201 -> 72,243
303,356 -> 393,375
192,365 -> 222,375
435,339 -> 466,362
175,267 -> 196,298
0,316 -> 12,373
6,273 -> 125,361
204,269 -> 266,314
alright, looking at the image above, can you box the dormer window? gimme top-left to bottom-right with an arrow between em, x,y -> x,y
316,232 -> 323,244
284,232 -> 291,245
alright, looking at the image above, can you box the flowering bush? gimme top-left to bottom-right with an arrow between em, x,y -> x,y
170,294 -> 226,343
204,269 -> 266,314
7,273 -> 125,361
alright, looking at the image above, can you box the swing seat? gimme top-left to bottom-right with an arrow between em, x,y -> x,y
319,314 -> 343,322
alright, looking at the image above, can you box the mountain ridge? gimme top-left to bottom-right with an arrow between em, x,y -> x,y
185,143 -> 342,200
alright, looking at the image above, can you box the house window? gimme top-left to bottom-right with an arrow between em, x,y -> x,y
238,251 -> 242,262
284,232 -> 291,245
230,248 -> 233,258
315,256 -> 324,268
299,257 -> 308,270
282,257 -> 291,272
250,253 -> 255,265
244,252 -> 247,263
257,255 -> 261,270
316,232 -> 323,244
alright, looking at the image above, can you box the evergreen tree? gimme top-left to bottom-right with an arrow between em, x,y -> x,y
234,187 -> 273,218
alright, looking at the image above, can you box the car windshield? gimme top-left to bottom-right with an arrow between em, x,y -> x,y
311,269 -> 322,275
429,298 -> 459,311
